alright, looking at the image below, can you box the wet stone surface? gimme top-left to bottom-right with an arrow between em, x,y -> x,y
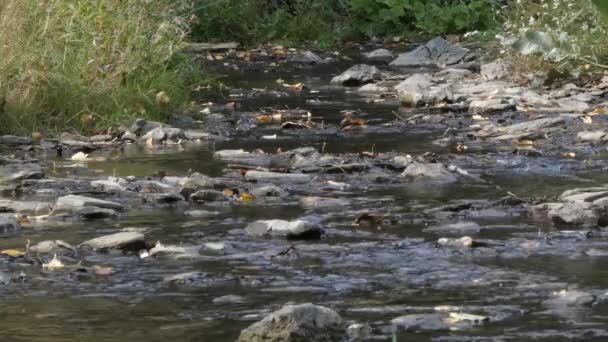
4,40 -> 608,341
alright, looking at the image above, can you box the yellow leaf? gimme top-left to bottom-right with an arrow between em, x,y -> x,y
517,139 -> 535,147
564,152 -> 576,159
472,114 -> 488,121
456,143 -> 468,152
223,189 -> 234,197
1,249 -> 25,258
516,105 -> 537,113
589,107 -> 607,116
581,116 -> 593,124
240,192 -> 255,202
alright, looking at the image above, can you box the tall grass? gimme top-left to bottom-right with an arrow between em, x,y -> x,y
0,0 -> 197,135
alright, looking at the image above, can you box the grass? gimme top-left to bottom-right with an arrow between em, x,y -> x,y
0,0 -> 199,135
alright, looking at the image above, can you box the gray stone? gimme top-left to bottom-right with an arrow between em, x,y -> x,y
76,206 -> 120,219
80,232 -> 145,250
0,135 -> 33,146
0,199 -> 51,214
391,313 -> 450,332
400,162 -> 458,183
347,323 -> 372,341
521,90 -> 554,107
250,185 -> 287,198
469,99 -> 514,114
437,236 -> 475,248
557,98 -> 590,112
395,74 -> 452,107
245,171 -> 312,184
129,118 -> 162,136
30,240 -> 74,254
178,172 -> 217,189
189,190 -> 228,202
290,51 -> 323,64
140,126 -> 185,143
362,48 -> 394,61
299,196 -> 350,211
0,213 -> 21,233
331,64 -> 382,86
577,131 -> 608,144
238,303 -> 343,342
245,219 -> 321,239
480,62 -> 511,81
390,37 -> 470,67
357,83 -> 390,93
55,195 -> 123,212
185,210 -> 220,218
213,149 -> 275,167
495,117 -> 566,140
121,131 -> 137,141
59,132 -> 93,149
212,294 -> 246,304
538,202 -> 603,226
424,222 -> 482,235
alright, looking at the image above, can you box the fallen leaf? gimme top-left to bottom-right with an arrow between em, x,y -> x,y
456,143 -> 468,152
472,114 -> 488,121
355,213 -> 384,230
589,106 -> 607,116
1,249 -> 25,258
564,152 -> 576,158
223,189 -> 235,197
581,116 -> 593,124
516,139 -> 535,147
516,105 -> 537,113
43,254 -> 64,270
240,192 -> 255,202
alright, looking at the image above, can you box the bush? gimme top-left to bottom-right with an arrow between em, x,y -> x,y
501,0 -> 608,76
0,0 -> 198,135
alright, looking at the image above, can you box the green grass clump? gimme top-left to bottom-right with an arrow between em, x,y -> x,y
0,0 -> 198,135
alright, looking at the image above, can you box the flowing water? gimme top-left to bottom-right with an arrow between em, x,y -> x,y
3,61 -> 608,341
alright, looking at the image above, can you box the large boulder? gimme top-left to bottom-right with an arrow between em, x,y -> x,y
238,303 -> 344,342
390,37 -> 470,67
245,219 -> 322,239
331,64 -> 381,86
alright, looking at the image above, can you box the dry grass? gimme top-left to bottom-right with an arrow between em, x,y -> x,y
0,0 -> 198,135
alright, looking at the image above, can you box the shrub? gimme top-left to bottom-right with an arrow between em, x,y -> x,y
501,0 -> 608,76
0,0 -> 198,135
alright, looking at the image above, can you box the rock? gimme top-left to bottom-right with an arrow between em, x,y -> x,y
0,135 -> 33,146
391,313 -> 450,332
189,190 -> 228,202
121,131 -> 137,141
0,166 -> 44,184
543,290 -> 595,308
245,171 -> 312,184
468,99 -> 514,114
357,83 -> 390,93
90,134 -> 112,142
245,219 -> 322,239
250,185 -> 287,198
557,98 -> 590,112
0,199 -> 51,214
424,222 -> 482,235
80,232 -> 145,250
178,172 -> 217,189
55,195 -> 123,212
362,48 -> 394,61
521,90 -> 554,107
0,272 -> 10,285
212,294 -> 246,304
185,210 -> 220,218
347,323 -> 372,341
29,240 -> 74,254
453,81 -> 521,96
400,162 -> 458,183
480,62 -> 511,81
577,131 -> 608,144
0,213 -> 21,233
238,303 -> 343,342
389,36 -> 470,67
299,197 -> 350,211
290,51 -> 323,64
395,74 -> 452,107
540,202 -> 604,226
76,206 -> 120,219
560,190 -> 608,203
129,118 -> 162,136
59,132 -> 93,149
331,64 -> 381,86
140,126 -> 185,143
213,149 -> 275,167
437,236 -> 475,248
491,117 -> 565,140
91,178 -> 127,192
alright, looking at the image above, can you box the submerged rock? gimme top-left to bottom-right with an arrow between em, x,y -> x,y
80,232 -> 145,251
299,197 -> 350,211
238,303 -> 343,342
331,64 -> 381,86
245,219 -> 321,239
390,36 -> 470,67
245,171 -> 312,184
0,213 -> 21,233
400,162 -> 458,183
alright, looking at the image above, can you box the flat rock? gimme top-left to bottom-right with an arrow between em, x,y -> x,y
0,135 -> 33,146
245,171 -> 312,184
299,196 -> 350,211
238,303 -> 343,342
577,131 -> 608,144
0,199 -> 51,214
214,149 -> 275,167
80,232 -> 145,250
391,313 -> 450,332
245,219 -> 321,239
400,162 -> 458,183
390,36 -> 470,67
331,64 -> 381,86
76,206 -> 120,219
55,195 -> 123,212
469,99 -> 514,114
362,48 -> 394,61
480,62 -> 511,81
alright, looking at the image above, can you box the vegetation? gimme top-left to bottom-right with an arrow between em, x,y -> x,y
500,0 -> 608,78
0,0 -> 198,135
190,0 -> 500,47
